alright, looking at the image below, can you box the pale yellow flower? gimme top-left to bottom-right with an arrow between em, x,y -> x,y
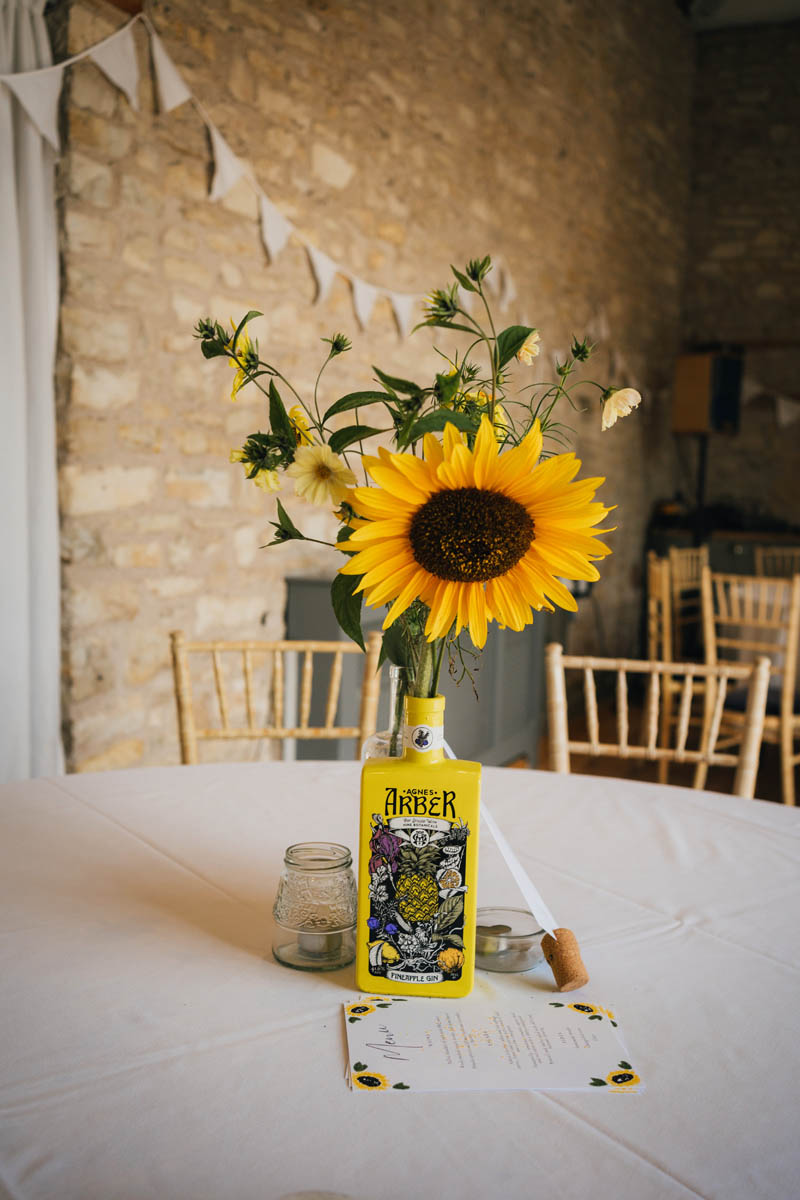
286,443 -> 357,507
601,387 -> 641,431
516,330 -> 541,365
289,405 -> 314,446
229,448 -> 246,463
252,468 -> 281,492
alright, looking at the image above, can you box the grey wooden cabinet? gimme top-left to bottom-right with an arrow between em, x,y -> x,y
285,576 -> 572,765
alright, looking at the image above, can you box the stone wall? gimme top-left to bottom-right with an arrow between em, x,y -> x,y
683,21 -> 800,527
56,0 -> 693,771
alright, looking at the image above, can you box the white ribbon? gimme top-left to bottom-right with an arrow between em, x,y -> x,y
208,122 -> 245,201
4,66 -> 63,150
89,24 -> 139,111
443,741 -> 558,938
149,30 -> 191,112
305,243 -> 339,305
351,277 -> 379,329
259,193 -> 293,262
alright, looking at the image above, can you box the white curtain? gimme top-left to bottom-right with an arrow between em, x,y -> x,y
0,0 -> 63,781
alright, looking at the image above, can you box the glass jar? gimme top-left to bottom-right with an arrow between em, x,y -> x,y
272,842 -> 357,971
361,665 -> 408,760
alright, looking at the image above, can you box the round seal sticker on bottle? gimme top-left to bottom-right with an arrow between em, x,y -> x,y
404,723 -> 444,753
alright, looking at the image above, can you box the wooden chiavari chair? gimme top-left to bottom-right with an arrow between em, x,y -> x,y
700,569 -> 800,805
754,546 -> 800,579
170,630 -> 381,763
545,641 -> 770,800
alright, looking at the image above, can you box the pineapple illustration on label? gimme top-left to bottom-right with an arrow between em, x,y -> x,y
357,694 -> 480,998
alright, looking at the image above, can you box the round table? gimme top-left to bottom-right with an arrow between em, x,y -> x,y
1,762 -> 798,1199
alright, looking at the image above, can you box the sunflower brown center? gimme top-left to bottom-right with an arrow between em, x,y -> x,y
409,487 -> 534,582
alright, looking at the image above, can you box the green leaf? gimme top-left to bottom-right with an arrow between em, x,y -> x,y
446,933 -> 464,949
348,1016 -> 359,1023
618,1060 -> 631,1071
330,573 -> 365,651
328,425 -> 387,454
589,1014 -> 602,1020
269,380 -> 294,441
323,391 -> 392,422
376,1003 -> 390,1008
392,1082 -> 410,1089
549,1002 -> 564,1008
450,265 -> 477,293
434,894 -> 464,932
275,499 -> 302,538
411,319 -> 476,336
408,410 -> 477,440
381,624 -> 413,669
200,340 -> 228,359
434,370 -> 460,407
589,1078 -> 607,1087
353,1062 -> 367,1072
496,325 -> 535,370
611,1021 -> 618,1027
232,310 -> 262,350
372,366 -> 423,396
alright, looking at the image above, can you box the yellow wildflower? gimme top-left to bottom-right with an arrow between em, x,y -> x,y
516,330 -> 541,365
289,405 -> 314,446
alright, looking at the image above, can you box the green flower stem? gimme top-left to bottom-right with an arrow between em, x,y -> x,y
476,282 -> 499,420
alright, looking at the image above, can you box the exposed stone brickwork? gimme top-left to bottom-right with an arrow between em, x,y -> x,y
684,22 -> 800,526
56,0 -> 692,770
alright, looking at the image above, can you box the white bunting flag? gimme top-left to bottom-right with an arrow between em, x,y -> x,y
306,243 -> 339,305
740,375 -> 765,406
149,30 -> 191,112
90,25 -> 139,111
4,66 -> 64,150
351,277 -> 379,329
776,396 -> 800,427
500,264 -> 517,310
389,292 -> 417,339
208,123 -> 245,201
259,193 -> 293,262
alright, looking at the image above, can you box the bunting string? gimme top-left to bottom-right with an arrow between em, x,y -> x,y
3,8 -> 799,426
0,11 -> 524,340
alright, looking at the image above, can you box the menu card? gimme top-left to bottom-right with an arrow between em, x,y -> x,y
344,994 -> 642,1093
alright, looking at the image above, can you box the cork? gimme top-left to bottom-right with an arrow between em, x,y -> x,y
541,928 -> 589,992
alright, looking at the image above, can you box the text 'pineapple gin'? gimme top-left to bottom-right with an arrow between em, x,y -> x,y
356,694 -> 480,998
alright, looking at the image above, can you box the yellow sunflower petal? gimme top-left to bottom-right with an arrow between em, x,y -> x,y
422,433 -> 444,469
467,584 -> 488,648
442,422 -> 464,459
472,416 -> 500,489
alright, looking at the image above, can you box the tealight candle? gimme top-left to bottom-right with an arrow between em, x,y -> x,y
272,842 -> 356,971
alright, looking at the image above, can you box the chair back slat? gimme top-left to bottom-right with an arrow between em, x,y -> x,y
212,650 -> 229,730
583,668 -> 599,751
170,632 -> 381,762
272,650 -> 284,728
644,671 -> 660,756
242,650 -> 255,729
299,650 -> 314,729
545,643 -> 771,799
325,651 -> 344,729
675,674 -> 694,757
616,670 -> 629,757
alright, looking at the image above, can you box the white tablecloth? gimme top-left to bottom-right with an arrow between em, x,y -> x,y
1,763 -> 798,1200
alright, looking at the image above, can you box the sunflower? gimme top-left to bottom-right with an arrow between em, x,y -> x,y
346,1003 -> 376,1018
339,416 -> 611,649
352,1070 -> 389,1090
286,443 -> 357,506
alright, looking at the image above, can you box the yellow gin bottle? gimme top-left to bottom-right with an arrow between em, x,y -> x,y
356,694 -> 480,998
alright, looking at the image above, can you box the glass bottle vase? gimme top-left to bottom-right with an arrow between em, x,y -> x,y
361,664 -> 408,760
